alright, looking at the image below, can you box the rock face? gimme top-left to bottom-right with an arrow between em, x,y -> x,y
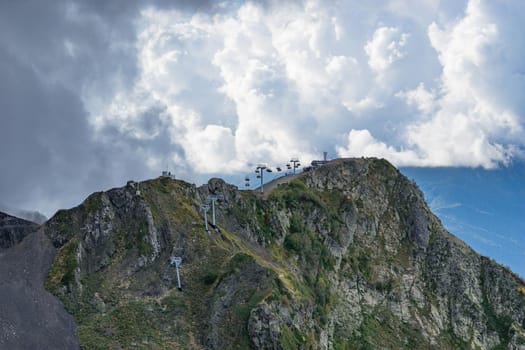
0,211 -> 39,249
42,158 -> 525,349
0,213 -> 79,349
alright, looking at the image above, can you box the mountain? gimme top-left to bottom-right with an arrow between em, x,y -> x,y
0,203 -> 48,224
0,212 -> 79,349
6,158 -> 525,349
0,211 -> 39,249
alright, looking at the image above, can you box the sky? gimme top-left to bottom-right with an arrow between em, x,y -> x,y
0,1 -> 523,273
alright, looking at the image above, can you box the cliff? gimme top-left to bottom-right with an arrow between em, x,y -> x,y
42,158 -> 525,349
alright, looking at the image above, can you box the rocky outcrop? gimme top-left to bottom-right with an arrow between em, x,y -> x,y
40,158 -> 525,349
0,211 -> 39,249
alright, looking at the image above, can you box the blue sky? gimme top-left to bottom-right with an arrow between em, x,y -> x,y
0,1 -> 523,274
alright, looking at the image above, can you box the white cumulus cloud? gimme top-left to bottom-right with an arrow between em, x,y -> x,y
339,0 -> 525,169
336,129 -> 420,166
365,26 -> 410,73
403,0 -> 524,168
88,0 -> 525,180
396,83 -> 435,115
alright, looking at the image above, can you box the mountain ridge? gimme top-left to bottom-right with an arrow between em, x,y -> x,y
0,210 -> 40,249
0,203 -> 48,224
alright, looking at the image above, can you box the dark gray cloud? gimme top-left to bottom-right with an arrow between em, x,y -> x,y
0,0 -> 162,216
0,45 -> 93,210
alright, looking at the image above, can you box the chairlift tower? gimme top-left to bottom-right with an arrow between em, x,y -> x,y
200,204 -> 210,231
170,256 -> 183,291
288,158 -> 301,174
207,194 -> 224,226
255,163 -> 272,193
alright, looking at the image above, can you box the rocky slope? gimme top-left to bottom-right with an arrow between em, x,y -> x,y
0,213 -> 79,349
43,158 -> 525,349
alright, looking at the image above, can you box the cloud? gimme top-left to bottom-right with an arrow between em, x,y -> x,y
94,2 -> 357,177
82,0 -> 525,178
365,26 -> 410,73
0,0 -> 158,216
0,46 -> 101,215
93,1 -> 420,178
403,0 -> 524,168
395,83 -> 435,115
336,129 -> 421,167
428,197 -> 462,211
339,0 -> 525,168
